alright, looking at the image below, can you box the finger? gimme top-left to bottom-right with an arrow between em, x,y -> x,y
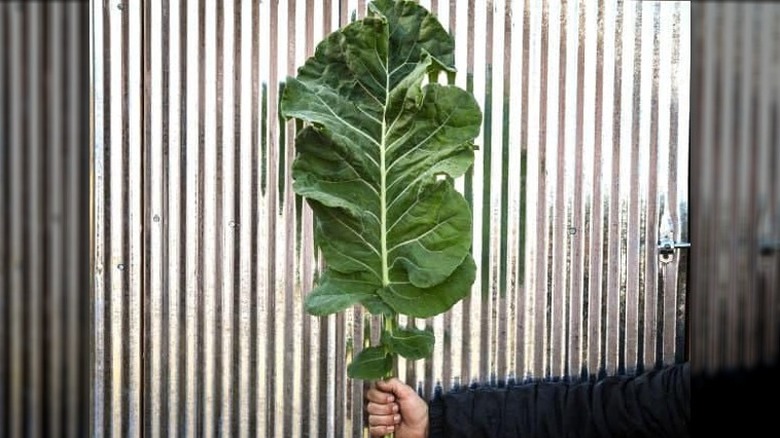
367,413 -> 400,427
366,401 -> 397,416
365,387 -> 395,404
368,425 -> 395,437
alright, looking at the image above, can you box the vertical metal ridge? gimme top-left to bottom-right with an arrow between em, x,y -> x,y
697,2 -> 718,372
300,3 -> 320,436
462,0 -> 482,384
585,0 -> 605,378
734,5 -> 752,367
107,0 -> 124,435
201,0 -> 218,434
27,5 -> 44,436
147,0 -> 164,436
219,1 -> 237,435
256,0 -> 271,434
283,0 -> 308,436
603,0 -> 623,377
622,0 -> 641,374
737,5 -> 754,367
129,0 -> 144,433
550,0 -> 566,379
530,0 -> 550,379
72,6 -> 91,435
183,0 -> 201,433
167,0 -> 183,432
238,0 -> 254,435
0,5 -> 8,437
507,0 -> 525,382
265,0 -> 280,436
718,4 -> 737,369
8,6 -> 24,436
48,5 -> 66,436
281,0 -> 296,432
567,0 -> 586,379
643,1 -> 661,370
474,0 -> 491,385
92,0 -> 107,434
669,1 -> 689,366
476,0 -> 494,384
494,0 -> 510,382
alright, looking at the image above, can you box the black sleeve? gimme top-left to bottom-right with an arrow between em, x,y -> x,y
428,362 -> 690,438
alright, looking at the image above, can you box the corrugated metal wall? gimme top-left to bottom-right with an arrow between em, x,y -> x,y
690,2 -> 780,374
90,0 -> 690,436
0,2 -> 91,438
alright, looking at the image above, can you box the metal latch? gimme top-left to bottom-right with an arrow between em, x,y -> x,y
658,209 -> 689,263
658,238 -> 691,258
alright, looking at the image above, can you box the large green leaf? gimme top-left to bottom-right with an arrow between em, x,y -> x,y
347,346 -> 393,379
382,326 -> 435,360
281,0 -> 481,321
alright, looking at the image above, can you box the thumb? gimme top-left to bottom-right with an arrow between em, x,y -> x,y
375,378 -> 417,400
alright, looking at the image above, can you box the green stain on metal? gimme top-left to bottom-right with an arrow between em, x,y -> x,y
480,65 -> 492,301
278,81 -> 287,212
500,80 -> 510,298
518,149 -> 527,285
464,71 -> 474,225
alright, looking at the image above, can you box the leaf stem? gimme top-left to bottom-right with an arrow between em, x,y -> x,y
382,313 -> 397,378
382,314 -> 396,438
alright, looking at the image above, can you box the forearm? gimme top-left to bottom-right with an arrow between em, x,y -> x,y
427,362 -> 690,438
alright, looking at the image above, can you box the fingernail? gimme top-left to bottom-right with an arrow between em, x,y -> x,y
392,404 -> 399,413
394,415 -> 401,423
387,395 -> 394,402
387,426 -> 395,432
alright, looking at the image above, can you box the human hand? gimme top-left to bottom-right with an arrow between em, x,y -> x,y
365,378 -> 429,438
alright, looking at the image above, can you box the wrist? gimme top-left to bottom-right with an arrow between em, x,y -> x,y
411,410 -> 429,438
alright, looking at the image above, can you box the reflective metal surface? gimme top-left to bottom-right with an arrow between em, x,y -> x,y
90,0 -> 690,436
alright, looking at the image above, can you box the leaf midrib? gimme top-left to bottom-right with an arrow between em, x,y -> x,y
379,42 -> 391,287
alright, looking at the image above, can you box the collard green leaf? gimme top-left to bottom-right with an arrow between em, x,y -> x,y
347,346 -> 393,379
282,1 -> 480,320
382,326 -> 435,360
281,1 -> 481,322
303,269 -> 379,316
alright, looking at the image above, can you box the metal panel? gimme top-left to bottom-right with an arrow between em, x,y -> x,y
0,2 -> 90,438
90,0 -> 690,436
91,0 -> 144,436
690,2 -> 780,374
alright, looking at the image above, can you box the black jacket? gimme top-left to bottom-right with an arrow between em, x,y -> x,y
428,362 -> 690,438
